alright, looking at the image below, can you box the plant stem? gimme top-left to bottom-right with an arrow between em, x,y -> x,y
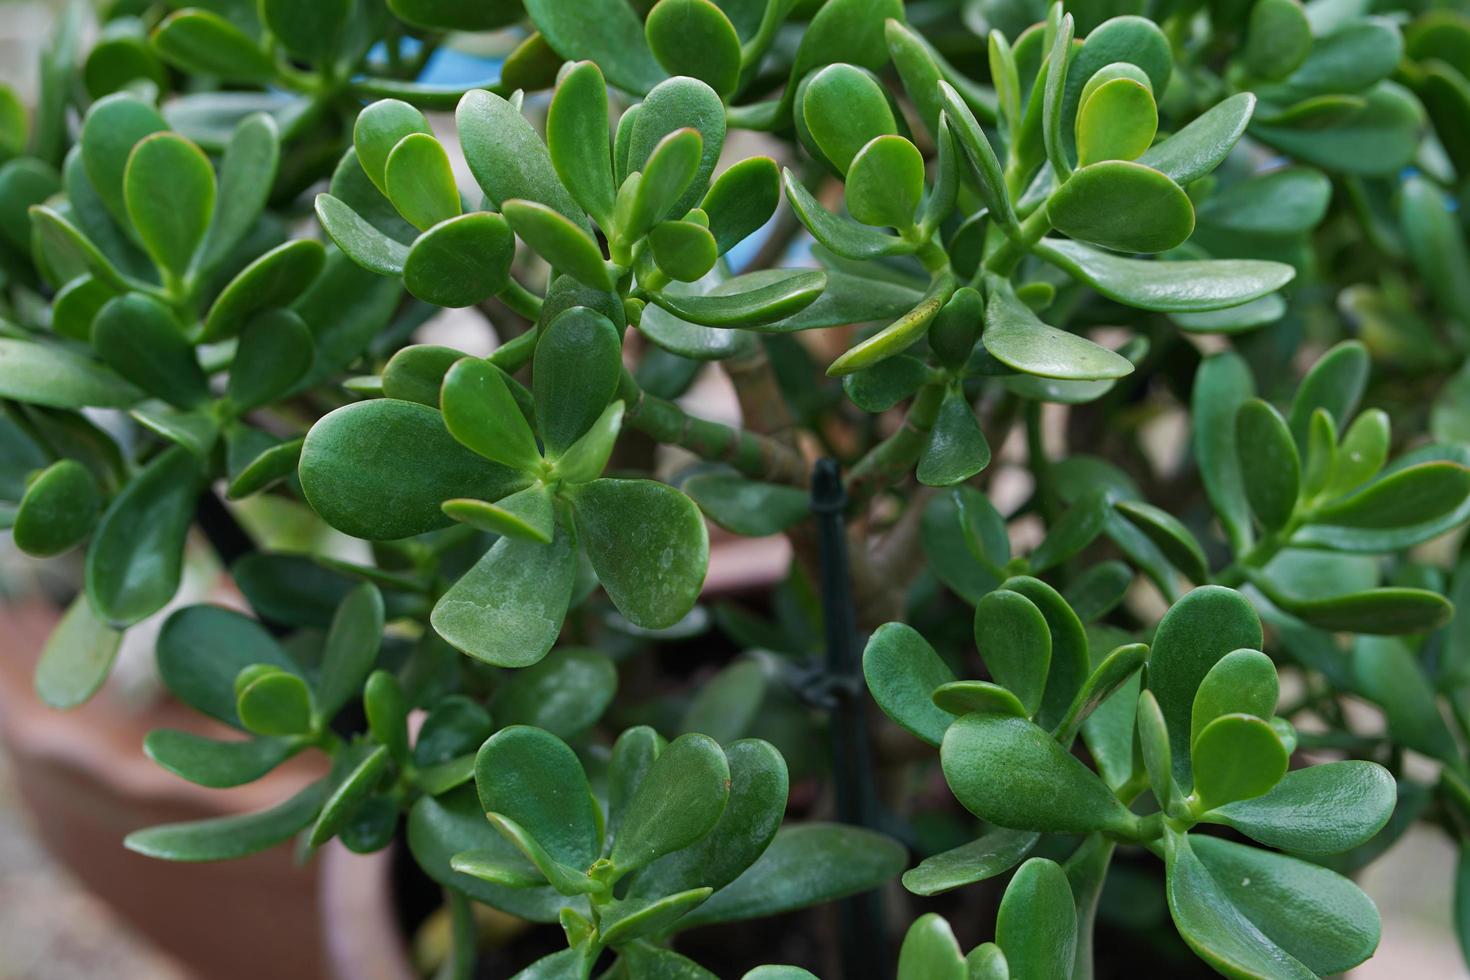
1025,398 -> 1059,525
845,382 -> 946,507
982,205 -> 1053,277
499,278 -> 544,321
618,372 -> 809,486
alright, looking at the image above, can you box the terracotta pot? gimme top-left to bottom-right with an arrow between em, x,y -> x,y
0,598 -> 327,980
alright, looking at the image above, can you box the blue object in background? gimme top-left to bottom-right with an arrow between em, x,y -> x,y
365,36 -> 504,87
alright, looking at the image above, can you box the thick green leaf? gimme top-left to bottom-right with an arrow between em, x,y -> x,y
1138,93 -> 1256,184
939,80 -> 1018,232
1192,714 -> 1288,811
645,0 -> 741,97
840,132 -> 917,230
85,446 -> 203,627
300,399 -> 525,540
623,128 -> 703,243
1237,398 -> 1300,531
1287,340 -> 1368,449
13,459 -> 99,558
827,276 -> 953,376
653,269 -> 825,328
1138,689 -> 1178,813
443,485 -> 556,543
1311,461 -> 1470,530
364,670 -> 410,765
1191,650 -> 1278,747
534,305 -> 623,455
1061,14 -> 1171,155
125,778 -> 328,862
524,0 -> 666,94
144,729 -> 296,788
1035,238 -> 1293,312
801,63 -> 896,174
316,583 -> 384,719
383,133 -> 460,231
1114,500 -> 1207,582
940,713 -> 1137,835
315,193 -> 409,276
1164,830 -> 1317,979
1076,77 -> 1156,166
33,594 -> 122,710
151,9 -> 278,83
406,786 -> 570,921
1193,352 -> 1255,552
93,294 -> 207,409
984,276 -> 1133,380
625,80 -> 724,221
0,338 -> 140,409
156,605 -> 301,727
403,211 -> 515,307
79,94 -> 168,229
1028,490 -> 1110,572
683,472 -> 809,537
552,401 -> 624,484
603,887 -> 713,946
49,275 -> 115,342
491,646 -> 617,737
457,89 -> 589,230
675,823 -> 907,929
782,167 -> 916,260
1243,0 -> 1312,78
917,389 -> 991,487
432,524 -> 578,667
1047,160 -> 1194,253
897,913 -> 965,980
124,131 -> 216,277
1353,635 -> 1459,762
932,680 -> 1027,717
1201,761 -> 1397,854
1259,580 -> 1453,635
237,669 -> 314,737
572,478 -> 708,629
1192,835 -> 1380,974
901,827 -> 1039,896
1146,586 -> 1262,789
310,744 -> 391,846
1053,641 -> 1148,746
631,738 -> 788,897
1327,407 -> 1389,498
205,238 -> 329,341
504,198 -> 611,291
353,99 -> 431,196
1297,445 -> 1470,551
261,0 -> 349,65
226,309 -> 313,411
441,356 -> 542,472
547,62 -> 616,228
648,220 -> 718,282
862,622 -> 957,746
477,726 -> 603,870
702,156 -> 780,255
611,732 -> 729,873
973,589 -> 1051,717
995,858 -> 1077,980
1252,81 -> 1424,177
1000,575 -> 1090,732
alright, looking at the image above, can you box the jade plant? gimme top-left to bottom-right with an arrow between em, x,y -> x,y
6,0 -> 1470,977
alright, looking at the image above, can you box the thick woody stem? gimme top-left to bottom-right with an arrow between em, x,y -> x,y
618,372 -> 809,487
